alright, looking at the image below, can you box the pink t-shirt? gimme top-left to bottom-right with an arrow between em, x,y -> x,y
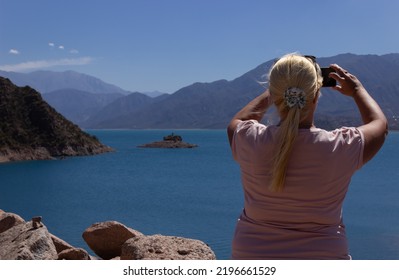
231,120 -> 365,259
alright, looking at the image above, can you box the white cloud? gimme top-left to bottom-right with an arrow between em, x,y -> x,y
9,49 -> 20,55
0,57 -> 94,72
48,42 -> 55,47
58,45 -> 65,50
69,49 -> 79,54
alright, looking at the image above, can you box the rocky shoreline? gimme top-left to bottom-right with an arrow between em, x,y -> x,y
0,145 -> 113,163
0,209 -> 216,260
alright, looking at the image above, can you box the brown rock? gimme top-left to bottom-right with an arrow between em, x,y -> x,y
50,233 -> 91,260
31,216 -> 43,229
50,233 -> 74,253
0,220 -> 58,260
58,248 -> 90,260
82,221 -> 143,260
120,234 -> 216,260
0,211 -> 25,234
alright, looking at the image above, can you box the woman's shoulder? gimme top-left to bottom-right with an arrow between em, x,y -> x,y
235,120 -> 279,139
236,119 -> 262,130
232,120 -> 278,147
236,120 -> 276,132
307,126 -> 364,145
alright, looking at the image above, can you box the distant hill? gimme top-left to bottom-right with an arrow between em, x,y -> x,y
83,53 -> 399,130
0,77 -> 113,162
42,89 -> 124,126
81,92 -> 169,128
142,91 -> 170,98
0,70 -> 129,94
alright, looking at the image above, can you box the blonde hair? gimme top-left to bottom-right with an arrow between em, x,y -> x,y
268,54 -> 323,192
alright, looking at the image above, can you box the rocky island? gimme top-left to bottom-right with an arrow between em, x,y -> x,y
0,77 -> 113,162
138,133 -> 198,148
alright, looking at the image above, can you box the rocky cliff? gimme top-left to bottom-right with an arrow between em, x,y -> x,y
0,77 -> 113,162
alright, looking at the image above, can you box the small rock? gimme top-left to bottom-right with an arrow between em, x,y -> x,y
32,216 -> 43,229
58,248 -> 90,260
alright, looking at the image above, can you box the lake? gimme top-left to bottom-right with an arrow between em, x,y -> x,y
0,130 -> 398,259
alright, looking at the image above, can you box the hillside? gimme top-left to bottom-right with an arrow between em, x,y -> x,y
0,77 -> 113,162
81,92 -> 170,128
42,89 -> 124,126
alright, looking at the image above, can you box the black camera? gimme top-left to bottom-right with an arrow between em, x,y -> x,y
321,67 -> 337,87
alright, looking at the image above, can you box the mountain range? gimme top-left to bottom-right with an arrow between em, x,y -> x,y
1,53 -> 398,130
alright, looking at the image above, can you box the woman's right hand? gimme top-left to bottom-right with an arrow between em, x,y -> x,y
329,64 -> 364,97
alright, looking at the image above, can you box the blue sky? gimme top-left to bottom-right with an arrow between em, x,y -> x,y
1,0 -> 398,93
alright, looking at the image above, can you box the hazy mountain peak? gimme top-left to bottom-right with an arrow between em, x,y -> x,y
0,70 -> 129,95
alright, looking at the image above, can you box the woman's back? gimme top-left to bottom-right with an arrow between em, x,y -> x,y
231,120 -> 364,259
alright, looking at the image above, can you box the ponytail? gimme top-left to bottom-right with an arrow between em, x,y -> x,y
270,108 -> 300,192
268,54 -> 322,192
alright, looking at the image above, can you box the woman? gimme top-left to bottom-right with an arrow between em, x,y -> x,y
227,53 -> 388,259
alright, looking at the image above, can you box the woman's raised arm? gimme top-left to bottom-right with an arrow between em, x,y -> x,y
227,90 -> 273,146
330,64 -> 388,164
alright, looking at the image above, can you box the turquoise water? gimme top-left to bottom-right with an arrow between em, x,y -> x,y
1,130 -> 398,259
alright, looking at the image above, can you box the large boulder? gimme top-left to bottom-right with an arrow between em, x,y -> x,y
0,220 -> 58,260
82,221 -> 143,259
121,234 -> 216,260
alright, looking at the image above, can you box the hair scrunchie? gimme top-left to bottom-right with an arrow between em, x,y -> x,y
284,87 -> 306,109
